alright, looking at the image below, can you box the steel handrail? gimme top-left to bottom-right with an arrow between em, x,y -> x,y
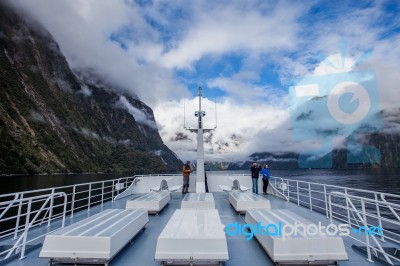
1,192 -> 67,260
0,176 -> 137,239
0,175 -> 138,198
381,193 -> 400,223
271,176 -> 400,198
0,193 -> 19,220
329,191 -> 400,264
270,176 -> 400,221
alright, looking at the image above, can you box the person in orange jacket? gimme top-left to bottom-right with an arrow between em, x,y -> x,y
182,161 -> 192,194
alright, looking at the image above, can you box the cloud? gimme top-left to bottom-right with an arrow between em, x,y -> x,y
5,0 -> 400,163
28,110 -> 46,123
154,96 -> 291,162
159,1 -> 307,69
117,96 -> 157,129
7,0 -> 188,105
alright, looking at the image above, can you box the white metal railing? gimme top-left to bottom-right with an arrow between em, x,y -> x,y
0,192 -> 67,260
329,192 -> 400,265
270,176 -> 400,221
268,176 -> 400,264
0,176 -> 138,242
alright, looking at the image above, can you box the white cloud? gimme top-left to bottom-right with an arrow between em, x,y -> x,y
154,96 -> 291,162
7,0 -> 188,105
159,1 -> 306,69
118,96 -> 157,129
5,0 -> 400,163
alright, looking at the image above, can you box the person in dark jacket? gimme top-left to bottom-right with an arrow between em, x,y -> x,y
260,163 -> 271,194
250,162 -> 262,194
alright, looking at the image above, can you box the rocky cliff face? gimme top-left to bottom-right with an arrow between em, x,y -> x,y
0,3 -> 182,174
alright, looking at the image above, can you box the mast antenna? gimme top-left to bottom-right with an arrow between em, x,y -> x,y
183,98 -> 186,129
184,86 -> 216,193
214,97 -> 218,129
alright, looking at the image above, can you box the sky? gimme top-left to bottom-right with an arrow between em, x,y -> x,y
7,0 -> 400,163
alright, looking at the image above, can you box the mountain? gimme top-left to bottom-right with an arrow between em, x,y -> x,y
0,3 -> 182,175
226,152 -> 300,170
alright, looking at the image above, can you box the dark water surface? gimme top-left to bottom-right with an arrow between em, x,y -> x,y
0,173 -> 130,195
272,168 -> 400,195
214,168 -> 400,195
0,168 -> 399,195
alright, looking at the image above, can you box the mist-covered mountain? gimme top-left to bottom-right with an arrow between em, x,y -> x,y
0,3 -> 182,175
228,152 -> 300,170
221,108 -> 400,170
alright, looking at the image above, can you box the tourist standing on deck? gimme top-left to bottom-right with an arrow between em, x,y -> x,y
261,163 -> 271,194
182,161 -> 192,194
250,162 -> 262,194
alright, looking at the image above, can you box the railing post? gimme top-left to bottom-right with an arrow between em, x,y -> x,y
112,180 -> 115,202
344,188 -> 351,226
61,194 -> 67,228
287,180 -> 290,201
361,200 -> 374,263
101,182 -> 104,206
324,185 -> 328,218
71,185 -> 76,218
329,194 -> 333,224
116,179 -> 121,197
19,198 -> 32,260
47,188 -> 55,227
375,193 -> 384,242
308,183 -> 312,211
14,193 -> 24,240
87,184 -> 91,212
297,181 -> 299,206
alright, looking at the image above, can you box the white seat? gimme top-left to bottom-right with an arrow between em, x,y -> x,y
40,209 -> 148,265
219,179 -> 249,192
165,185 -> 182,192
181,193 -> 215,209
126,191 -> 170,214
155,209 -> 228,264
229,191 -> 271,213
150,178 -> 182,192
244,209 -> 348,264
218,185 -> 232,191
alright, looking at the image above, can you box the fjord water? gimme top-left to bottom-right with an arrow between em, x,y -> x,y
1,168 -> 399,195
0,173 -> 127,195
272,168 -> 400,195
222,168 -> 400,195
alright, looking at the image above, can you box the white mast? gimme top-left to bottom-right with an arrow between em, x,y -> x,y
184,87 -> 216,193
